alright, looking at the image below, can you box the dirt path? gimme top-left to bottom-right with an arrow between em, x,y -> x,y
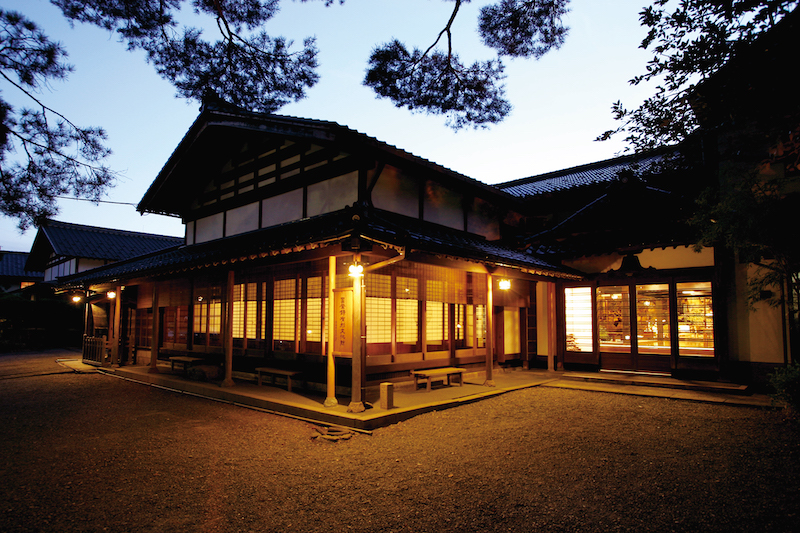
1,352 -> 798,532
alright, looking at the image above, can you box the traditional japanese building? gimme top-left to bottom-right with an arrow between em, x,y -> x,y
497,149 -> 727,378
60,7 -> 798,398
61,103 -> 578,410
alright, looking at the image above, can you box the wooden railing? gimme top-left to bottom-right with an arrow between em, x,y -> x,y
82,335 -> 107,365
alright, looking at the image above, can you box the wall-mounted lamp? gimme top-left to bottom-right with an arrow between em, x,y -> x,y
348,263 -> 364,278
107,291 -> 117,299
498,279 -> 512,291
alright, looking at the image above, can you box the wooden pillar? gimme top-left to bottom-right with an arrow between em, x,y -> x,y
348,253 -> 366,413
548,283 -> 559,371
149,282 -> 160,373
82,290 -> 91,337
484,273 -> 495,387
111,285 -> 122,366
222,269 -> 235,387
325,256 -> 338,407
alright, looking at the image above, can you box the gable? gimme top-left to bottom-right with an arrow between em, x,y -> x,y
143,106 -> 527,244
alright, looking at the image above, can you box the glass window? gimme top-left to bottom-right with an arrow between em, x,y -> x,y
396,276 -> 420,353
305,276 -> 324,353
232,283 -> 258,348
636,284 -> 671,355
455,304 -> 468,349
273,278 -> 297,351
366,273 -> 392,355
475,304 -> 486,348
597,286 -> 631,353
565,287 -> 593,352
193,285 -> 221,347
677,282 -> 714,357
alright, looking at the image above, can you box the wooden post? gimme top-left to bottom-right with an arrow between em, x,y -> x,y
149,282 -> 160,373
222,269 -> 235,387
348,253 -> 366,413
484,273 -> 495,386
111,285 -> 122,366
325,256 -> 338,407
548,283 -> 559,371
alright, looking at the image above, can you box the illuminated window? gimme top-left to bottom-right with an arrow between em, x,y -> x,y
366,273 -> 392,355
396,276 -> 420,353
426,279 -> 449,352
677,282 -> 714,357
273,278 -> 297,351
597,286 -> 631,353
305,276 -> 325,353
636,284 -> 671,354
475,304 -> 486,348
565,287 -> 593,352
455,304 -> 468,349
232,283 -> 259,349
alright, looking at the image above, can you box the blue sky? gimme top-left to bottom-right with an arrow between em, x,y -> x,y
1,0 -> 654,252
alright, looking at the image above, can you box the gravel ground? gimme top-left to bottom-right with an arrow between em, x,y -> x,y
1,351 -> 799,533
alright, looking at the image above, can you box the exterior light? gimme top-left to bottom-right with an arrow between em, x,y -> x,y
72,295 -> 82,303
498,279 -> 511,291
107,291 -> 117,299
348,264 -> 364,277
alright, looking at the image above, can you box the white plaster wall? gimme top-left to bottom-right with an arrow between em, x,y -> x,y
78,258 -> 105,273
730,262 -> 786,364
262,188 -> 304,228
372,165 -> 419,219
639,246 -> 714,269
467,198 -> 501,240
423,181 -> 463,230
307,171 -> 359,217
225,201 -> 259,237
195,212 -> 224,243
565,247 -> 714,274
185,221 -> 194,245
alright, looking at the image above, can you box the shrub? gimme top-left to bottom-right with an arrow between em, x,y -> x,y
769,363 -> 800,411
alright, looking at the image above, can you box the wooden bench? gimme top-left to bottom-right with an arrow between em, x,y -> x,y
254,367 -> 302,392
169,356 -> 204,373
412,367 -> 466,391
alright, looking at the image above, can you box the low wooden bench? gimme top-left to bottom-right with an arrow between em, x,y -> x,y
169,356 -> 204,373
412,367 -> 466,391
255,367 -> 302,392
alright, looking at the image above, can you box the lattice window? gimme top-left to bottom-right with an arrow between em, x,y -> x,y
135,308 -> 152,348
366,273 -> 392,351
306,276 -> 324,345
273,277 -> 297,350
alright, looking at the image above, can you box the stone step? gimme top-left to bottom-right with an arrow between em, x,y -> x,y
561,371 -> 750,395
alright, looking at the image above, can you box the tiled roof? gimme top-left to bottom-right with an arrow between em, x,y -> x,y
495,152 -> 671,198
26,220 -> 184,272
0,252 -> 43,280
59,207 -> 579,289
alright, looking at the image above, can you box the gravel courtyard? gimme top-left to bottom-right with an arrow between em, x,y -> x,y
1,351 -> 799,532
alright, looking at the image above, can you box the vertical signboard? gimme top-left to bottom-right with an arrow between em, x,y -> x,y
333,287 -> 353,356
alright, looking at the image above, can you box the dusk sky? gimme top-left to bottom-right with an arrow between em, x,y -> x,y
1,0 -> 655,252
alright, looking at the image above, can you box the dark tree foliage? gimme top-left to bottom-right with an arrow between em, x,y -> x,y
598,0 -> 799,151
0,9 -> 113,229
365,0 -> 569,129
51,0 -> 320,112
1,0 -> 571,228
